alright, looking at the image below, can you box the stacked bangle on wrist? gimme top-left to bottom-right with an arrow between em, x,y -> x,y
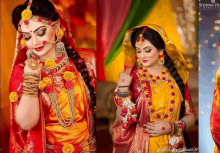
117,89 -> 130,97
179,119 -> 186,131
168,120 -> 185,136
172,122 -> 179,135
118,85 -> 130,88
168,122 -> 174,135
22,73 -> 40,97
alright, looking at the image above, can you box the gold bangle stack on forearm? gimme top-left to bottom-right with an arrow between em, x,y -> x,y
22,73 -> 40,97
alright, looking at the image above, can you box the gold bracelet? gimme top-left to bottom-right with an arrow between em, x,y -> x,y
23,73 -> 40,78
22,92 -> 38,97
22,73 -> 40,96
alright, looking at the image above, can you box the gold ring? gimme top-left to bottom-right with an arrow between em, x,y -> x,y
27,58 -> 39,70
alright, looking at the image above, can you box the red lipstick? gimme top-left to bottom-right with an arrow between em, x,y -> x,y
142,60 -> 148,63
35,46 -> 44,52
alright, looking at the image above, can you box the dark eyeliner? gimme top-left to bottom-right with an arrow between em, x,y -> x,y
144,49 -> 152,53
38,29 -> 46,36
24,36 -> 31,41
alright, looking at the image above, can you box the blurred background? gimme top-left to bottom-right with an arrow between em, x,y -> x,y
198,0 -> 220,152
0,0 -> 96,152
96,0 -> 198,152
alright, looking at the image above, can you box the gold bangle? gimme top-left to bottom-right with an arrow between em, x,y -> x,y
23,78 -> 40,81
23,73 -> 40,78
22,93 -> 38,97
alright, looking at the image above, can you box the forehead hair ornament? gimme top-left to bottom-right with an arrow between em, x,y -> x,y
136,26 -> 147,45
17,0 -> 57,32
18,0 -> 65,45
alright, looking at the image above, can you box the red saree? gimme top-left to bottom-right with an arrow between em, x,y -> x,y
9,1 -> 96,152
9,48 -> 96,153
210,72 -> 220,153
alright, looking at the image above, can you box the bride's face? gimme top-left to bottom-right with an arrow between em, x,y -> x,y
135,39 -> 161,67
21,20 -> 56,58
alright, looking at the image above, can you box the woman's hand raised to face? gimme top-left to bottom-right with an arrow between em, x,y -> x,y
117,72 -> 133,92
144,120 -> 171,137
24,57 -> 43,75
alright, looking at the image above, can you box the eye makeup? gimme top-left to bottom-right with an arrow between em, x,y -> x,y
144,48 -> 152,53
136,48 -> 141,53
24,35 -> 31,41
37,28 -> 47,37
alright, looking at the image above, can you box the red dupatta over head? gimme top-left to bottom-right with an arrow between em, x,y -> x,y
9,1 -> 79,152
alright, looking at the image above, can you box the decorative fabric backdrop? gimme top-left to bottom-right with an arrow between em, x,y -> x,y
97,0 -> 196,82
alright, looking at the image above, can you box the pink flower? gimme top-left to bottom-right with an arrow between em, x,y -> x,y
127,116 -> 132,122
164,114 -> 168,118
156,114 -> 161,119
170,100 -> 175,104
169,108 -> 174,112
131,108 -> 137,114
123,124 -> 128,129
38,17 -> 42,22
121,113 -> 126,117
41,72 -> 47,78
90,81 -> 95,86
65,80 -> 74,89
45,84 -> 53,93
132,116 -> 137,123
150,109 -> 154,113
121,107 -> 127,113
24,20 -> 29,25
50,69 -> 56,73
65,66 -> 74,72
32,56 -> 38,60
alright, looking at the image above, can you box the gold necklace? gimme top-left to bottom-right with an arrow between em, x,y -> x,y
37,42 -> 76,129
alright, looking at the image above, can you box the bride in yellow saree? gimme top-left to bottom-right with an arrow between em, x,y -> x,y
112,25 -> 196,153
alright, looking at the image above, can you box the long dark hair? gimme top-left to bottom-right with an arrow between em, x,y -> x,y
12,0 -> 96,109
130,27 -> 185,108
131,26 -> 191,147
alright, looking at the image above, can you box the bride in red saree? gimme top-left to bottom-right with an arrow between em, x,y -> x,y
9,0 -> 96,152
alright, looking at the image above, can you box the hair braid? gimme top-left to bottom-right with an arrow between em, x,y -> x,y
164,51 -> 185,118
65,46 -> 96,109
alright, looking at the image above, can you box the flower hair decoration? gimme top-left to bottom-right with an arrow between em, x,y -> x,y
18,0 -> 65,44
18,0 -> 57,31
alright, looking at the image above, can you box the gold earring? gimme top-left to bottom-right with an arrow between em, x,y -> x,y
137,58 -> 142,66
20,38 -> 26,46
158,51 -> 165,65
56,28 -> 64,40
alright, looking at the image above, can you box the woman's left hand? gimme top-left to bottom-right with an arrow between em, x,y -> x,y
144,120 -> 171,137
